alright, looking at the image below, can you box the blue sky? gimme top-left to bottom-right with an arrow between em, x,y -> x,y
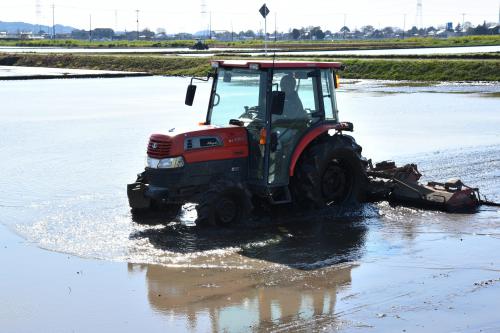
0,0 -> 498,33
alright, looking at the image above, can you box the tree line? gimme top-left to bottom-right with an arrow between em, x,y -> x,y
69,22 -> 498,41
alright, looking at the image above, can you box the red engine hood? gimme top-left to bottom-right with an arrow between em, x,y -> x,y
148,125 -> 249,163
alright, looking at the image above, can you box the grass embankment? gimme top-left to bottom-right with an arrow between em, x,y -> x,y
0,53 -> 210,76
336,58 -> 499,81
0,35 -> 499,50
1,53 -> 499,81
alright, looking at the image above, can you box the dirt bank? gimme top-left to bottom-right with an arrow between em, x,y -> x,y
1,52 -> 499,81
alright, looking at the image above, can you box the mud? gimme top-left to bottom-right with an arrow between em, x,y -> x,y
0,77 -> 499,332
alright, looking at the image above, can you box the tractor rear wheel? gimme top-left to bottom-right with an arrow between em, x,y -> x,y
196,180 -> 252,227
292,135 -> 367,208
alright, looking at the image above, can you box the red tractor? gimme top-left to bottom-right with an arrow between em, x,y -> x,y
127,60 -> 367,226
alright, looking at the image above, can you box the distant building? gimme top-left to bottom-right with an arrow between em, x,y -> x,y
488,24 -> 500,34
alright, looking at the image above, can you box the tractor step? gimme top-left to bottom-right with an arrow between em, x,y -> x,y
267,186 -> 293,205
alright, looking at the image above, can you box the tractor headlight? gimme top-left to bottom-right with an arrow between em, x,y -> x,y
146,156 -> 185,169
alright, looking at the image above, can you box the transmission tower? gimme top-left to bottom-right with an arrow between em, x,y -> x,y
35,0 -> 42,35
416,0 -> 423,29
200,0 -> 209,39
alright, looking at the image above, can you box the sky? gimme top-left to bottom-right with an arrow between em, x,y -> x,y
0,0 -> 499,33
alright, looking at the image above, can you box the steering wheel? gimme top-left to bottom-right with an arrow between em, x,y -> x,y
272,117 -> 312,130
240,106 -> 261,120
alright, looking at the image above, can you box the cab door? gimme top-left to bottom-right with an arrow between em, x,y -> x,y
266,69 -> 321,185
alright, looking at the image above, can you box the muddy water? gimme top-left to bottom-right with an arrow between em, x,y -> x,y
0,77 -> 499,332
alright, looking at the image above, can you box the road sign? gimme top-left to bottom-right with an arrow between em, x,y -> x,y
259,4 -> 270,18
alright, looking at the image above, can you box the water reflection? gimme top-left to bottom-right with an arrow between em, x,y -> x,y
129,261 -> 353,332
131,206 -> 369,270
126,209 -> 368,331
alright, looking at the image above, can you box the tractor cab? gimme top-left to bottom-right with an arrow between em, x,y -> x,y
128,60 -> 365,226
187,60 -> 343,188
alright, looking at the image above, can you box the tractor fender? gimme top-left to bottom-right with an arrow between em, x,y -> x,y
289,124 -> 337,176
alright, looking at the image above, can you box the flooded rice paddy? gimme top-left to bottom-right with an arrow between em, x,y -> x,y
0,76 -> 499,332
2,45 -> 500,56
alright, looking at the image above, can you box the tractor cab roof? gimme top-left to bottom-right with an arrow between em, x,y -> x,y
211,60 -> 343,70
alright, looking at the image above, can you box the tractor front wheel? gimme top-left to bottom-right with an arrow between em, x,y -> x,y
131,201 -> 182,222
196,180 -> 252,227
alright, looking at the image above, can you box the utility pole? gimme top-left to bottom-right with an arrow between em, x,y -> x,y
274,12 -> 277,42
403,13 -> 406,39
114,10 -> 118,36
461,13 -> 466,33
264,13 -> 267,51
52,3 -> 55,39
35,0 -> 41,35
343,13 -> 347,39
259,4 -> 270,56
89,14 -> 92,42
209,12 -> 212,39
136,9 -> 140,40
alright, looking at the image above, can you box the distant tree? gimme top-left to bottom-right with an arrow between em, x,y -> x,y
408,26 -> 419,35
291,28 -> 300,40
311,26 -> 325,40
352,29 -> 363,38
92,28 -> 114,39
361,25 -> 374,35
140,28 -> 155,39
243,30 -> 256,38
454,23 -> 462,33
371,29 -> 383,38
382,26 -> 394,36
340,26 -> 350,33
339,26 -> 350,39
71,29 -> 88,39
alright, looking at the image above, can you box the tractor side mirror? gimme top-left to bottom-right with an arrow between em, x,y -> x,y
270,91 -> 285,115
185,84 -> 197,106
223,72 -> 232,82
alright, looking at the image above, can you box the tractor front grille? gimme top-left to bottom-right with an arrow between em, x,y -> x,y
147,137 -> 172,158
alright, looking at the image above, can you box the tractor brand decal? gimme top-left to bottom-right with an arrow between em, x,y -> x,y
228,136 -> 245,144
